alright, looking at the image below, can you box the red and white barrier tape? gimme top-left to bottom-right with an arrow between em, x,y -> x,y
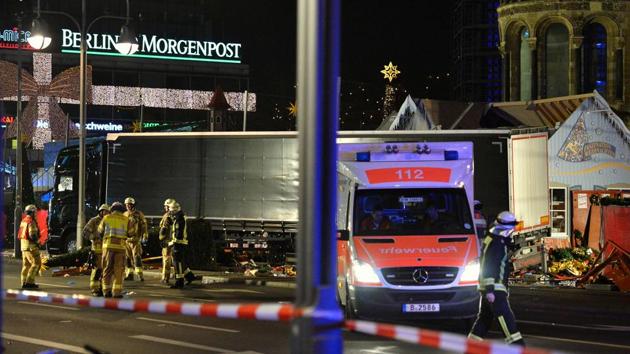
344,320 -> 563,354
3,289 -> 297,322
4,289 -> 565,354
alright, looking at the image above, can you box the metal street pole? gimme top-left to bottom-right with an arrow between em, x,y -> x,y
13,18 -> 24,258
242,90 -> 248,131
76,0 -> 87,250
291,0 -> 342,352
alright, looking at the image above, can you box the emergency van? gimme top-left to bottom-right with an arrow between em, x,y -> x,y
335,141 -> 480,319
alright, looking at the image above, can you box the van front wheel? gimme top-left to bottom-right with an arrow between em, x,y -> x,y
344,285 -> 357,319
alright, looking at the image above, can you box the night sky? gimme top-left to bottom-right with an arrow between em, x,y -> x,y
235,0 -> 454,100
230,0 -> 454,129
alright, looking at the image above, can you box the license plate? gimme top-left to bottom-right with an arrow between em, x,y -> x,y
403,303 -> 440,312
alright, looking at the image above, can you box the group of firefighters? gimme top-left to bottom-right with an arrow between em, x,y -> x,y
18,198 -> 526,346
18,197 -> 196,298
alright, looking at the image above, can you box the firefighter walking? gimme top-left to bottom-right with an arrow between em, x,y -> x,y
166,201 -> 196,289
468,211 -> 525,346
159,198 -> 175,284
124,197 -> 148,281
83,204 -> 110,296
98,202 -> 131,298
19,204 -> 41,289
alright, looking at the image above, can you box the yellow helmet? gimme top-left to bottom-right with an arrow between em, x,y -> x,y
164,198 -> 175,206
124,197 -> 135,205
25,204 -> 37,213
98,204 -> 110,212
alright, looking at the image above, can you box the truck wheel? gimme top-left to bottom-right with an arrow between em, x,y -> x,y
344,285 -> 357,319
64,232 -> 77,253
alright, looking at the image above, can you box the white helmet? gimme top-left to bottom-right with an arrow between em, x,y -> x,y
168,201 -> 181,213
98,204 -> 110,212
124,197 -> 135,205
490,211 -> 518,237
25,204 -> 37,213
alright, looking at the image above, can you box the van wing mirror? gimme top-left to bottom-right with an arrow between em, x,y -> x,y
337,230 -> 350,241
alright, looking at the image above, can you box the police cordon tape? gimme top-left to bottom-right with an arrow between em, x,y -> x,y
3,289 -> 564,354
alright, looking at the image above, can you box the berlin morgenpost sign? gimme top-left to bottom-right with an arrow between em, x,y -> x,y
61,28 -> 242,64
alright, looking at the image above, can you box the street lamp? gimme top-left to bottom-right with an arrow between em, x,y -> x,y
26,18 -> 52,50
31,0 -> 137,251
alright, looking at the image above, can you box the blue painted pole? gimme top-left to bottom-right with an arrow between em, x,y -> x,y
291,0 -> 343,352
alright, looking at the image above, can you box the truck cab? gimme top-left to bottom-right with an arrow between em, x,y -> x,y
336,141 -> 480,319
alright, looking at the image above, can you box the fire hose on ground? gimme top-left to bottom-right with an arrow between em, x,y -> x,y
3,289 -> 564,354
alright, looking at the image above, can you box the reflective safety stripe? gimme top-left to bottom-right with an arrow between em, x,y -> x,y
498,316 -> 511,340
468,333 -> 483,341
506,332 -> 523,344
494,284 -> 507,292
113,284 -> 122,290
480,277 -> 495,286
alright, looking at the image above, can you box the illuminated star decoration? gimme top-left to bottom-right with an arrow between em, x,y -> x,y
380,61 -> 400,83
287,102 -> 297,117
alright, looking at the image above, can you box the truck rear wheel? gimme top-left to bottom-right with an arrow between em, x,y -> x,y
64,232 -> 77,253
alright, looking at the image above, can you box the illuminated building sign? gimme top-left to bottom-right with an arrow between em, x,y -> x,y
1,115 -> 15,124
0,27 -> 35,50
61,29 -> 242,64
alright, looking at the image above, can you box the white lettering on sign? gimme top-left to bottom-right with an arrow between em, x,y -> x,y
395,168 -> 424,180
61,29 -> 243,62
380,246 -> 458,255
74,122 -> 123,132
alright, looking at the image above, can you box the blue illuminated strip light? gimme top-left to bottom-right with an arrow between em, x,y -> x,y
61,49 -> 242,64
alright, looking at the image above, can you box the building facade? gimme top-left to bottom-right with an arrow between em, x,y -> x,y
0,0 -> 252,146
453,0 -> 503,102
498,0 -> 630,113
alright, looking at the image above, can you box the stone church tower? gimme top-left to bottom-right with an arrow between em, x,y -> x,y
497,0 -> 630,113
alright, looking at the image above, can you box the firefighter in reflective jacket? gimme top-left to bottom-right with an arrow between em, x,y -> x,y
468,211 -> 525,346
83,204 -> 110,296
19,205 -> 41,289
98,202 -> 131,298
167,201 -> 196,289
159,198 -> 175,283
124,197 -> 148,281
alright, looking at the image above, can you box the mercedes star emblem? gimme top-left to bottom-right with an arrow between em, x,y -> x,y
412,268 -> 429,284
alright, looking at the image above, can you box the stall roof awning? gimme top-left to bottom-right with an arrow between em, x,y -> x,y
492,93 -> 594,128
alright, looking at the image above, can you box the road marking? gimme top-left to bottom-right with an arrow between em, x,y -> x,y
518,319 -> 630,332
37,282 -> 72,288
1,332 -> 90,353
18,301 -> 80,311
129,335 -> 238,353
200,288 -> 264,294
136,317 -> 239,333
521,334 -> 630,350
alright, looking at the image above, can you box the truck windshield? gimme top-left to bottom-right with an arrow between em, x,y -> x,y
354,188 -> 474,236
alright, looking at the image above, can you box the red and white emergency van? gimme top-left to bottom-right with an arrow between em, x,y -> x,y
336,141 -> 480,319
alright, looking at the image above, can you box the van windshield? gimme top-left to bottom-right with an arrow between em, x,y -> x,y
354,188 -> 473,236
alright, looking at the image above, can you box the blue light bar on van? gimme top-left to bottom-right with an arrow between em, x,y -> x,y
444,150 -> 459,160
356,152 -> 371,162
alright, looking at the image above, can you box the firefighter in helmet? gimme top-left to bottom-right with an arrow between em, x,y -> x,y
468,211 -> 525,346
167,201 -> 196,289
123,197 -> 148,281
19,204 -> 41,289
83,203 -> 110,296
159,198 -> 175,283
98,202 -> 131,298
